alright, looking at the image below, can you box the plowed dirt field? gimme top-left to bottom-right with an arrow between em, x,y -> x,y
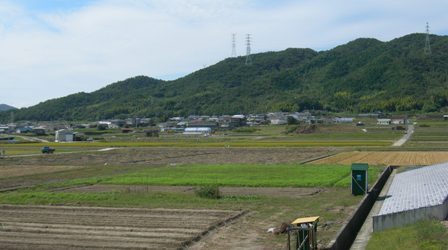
0,205 -> 243,250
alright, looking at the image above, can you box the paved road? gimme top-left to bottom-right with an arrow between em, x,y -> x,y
392,124 -> 414,147
350,169 -> 397,250
1,147 -> 119,158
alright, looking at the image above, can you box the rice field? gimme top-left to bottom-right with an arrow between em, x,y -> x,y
312,151 -> 448,166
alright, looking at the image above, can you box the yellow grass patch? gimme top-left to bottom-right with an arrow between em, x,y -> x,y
312,151 -> 448,166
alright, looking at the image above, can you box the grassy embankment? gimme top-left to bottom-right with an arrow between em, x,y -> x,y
367,220 -> 448,250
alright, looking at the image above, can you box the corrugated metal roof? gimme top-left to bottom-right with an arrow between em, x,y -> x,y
378,162 -> 448,216
291,216 -> 319,225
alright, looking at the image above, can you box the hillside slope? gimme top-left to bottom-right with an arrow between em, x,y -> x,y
2,33 -> 448,121
0,104 -> 17,112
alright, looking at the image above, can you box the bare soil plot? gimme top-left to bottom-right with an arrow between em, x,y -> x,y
63,184 -> 322,198
0,204 -> 243,250
312,151 -> 448,166
0,147 -> 335,166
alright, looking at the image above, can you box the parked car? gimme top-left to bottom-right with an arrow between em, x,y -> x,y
41,146 -> 55,154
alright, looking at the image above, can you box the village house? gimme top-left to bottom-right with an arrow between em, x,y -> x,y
377,118 -> 392,125
55,129 -> 74,142
98,121 -> 118,129
246,114 -> 267,126
0,125 -> 9,134
267,112 -> 287,125
391,118 -> 406,125
230,115 -> 246,127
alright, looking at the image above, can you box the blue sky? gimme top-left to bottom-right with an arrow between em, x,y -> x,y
14,0 -> 94,12
1,0 -> 447,108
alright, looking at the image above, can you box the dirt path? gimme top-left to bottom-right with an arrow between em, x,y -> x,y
350,169 -> 396,250
392,124 -> 414,147
13,135 -> 49,143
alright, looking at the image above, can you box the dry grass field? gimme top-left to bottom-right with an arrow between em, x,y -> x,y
0,165 -> 85,179
312,151 -> 448,166
0,204 -> 243,250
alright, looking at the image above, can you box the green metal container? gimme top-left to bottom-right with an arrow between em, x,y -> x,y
351,163 -> 368,195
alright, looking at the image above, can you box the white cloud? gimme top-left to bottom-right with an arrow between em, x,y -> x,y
0,0 -> 447,108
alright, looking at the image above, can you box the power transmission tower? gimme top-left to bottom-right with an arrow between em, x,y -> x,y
245,34 -> 252,65
424,22 -> 432,55
231,33 -> 236,57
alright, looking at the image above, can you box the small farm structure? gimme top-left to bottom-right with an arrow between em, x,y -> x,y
373,162 -> 448,231
287,216 -> 319,250
55,129 -> 74,142
351,163 -> 368,196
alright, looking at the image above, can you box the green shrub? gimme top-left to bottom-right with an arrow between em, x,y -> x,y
195,185 -> 221,199
232,127 -> 258,133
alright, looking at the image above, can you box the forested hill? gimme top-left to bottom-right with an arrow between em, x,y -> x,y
0,104 -> 16,112
2,33 -> 448,122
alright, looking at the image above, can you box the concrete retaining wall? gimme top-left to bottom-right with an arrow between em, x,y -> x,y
325,166 -> 395,250
373,201 -> 448,231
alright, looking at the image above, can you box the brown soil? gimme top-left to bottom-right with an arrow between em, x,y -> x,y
0,204 -> 243,250
63,184 -> 323,198
0,165 -> 85,179
0,147 -> 334,167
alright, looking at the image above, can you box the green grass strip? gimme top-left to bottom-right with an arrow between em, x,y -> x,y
367,220 -> 448,250
100,164 -> 383,187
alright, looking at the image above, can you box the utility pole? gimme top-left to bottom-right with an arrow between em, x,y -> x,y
10,111 -> 14,125
245,34 -> 252,65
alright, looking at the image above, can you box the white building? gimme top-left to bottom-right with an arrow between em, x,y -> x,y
377,119 -> 391,125
334,117 -> 354,123
55,129 -> 74,142
183,127 -> 211,136
270,119 -> 287,125
391,119 -> 406,125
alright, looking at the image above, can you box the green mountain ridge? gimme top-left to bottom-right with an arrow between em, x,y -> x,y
0,104 -> 17,112
2,33 -> 448,122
